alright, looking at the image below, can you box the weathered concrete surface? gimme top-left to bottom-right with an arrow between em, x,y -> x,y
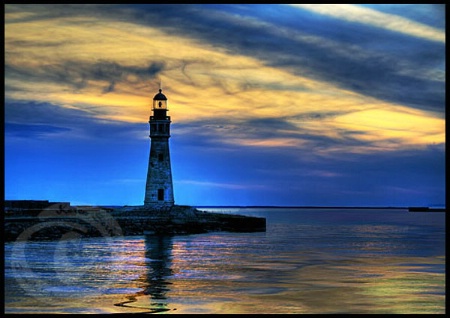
4,205 -> 266,242
144,134 -> 174,207
112,205 -> 266,235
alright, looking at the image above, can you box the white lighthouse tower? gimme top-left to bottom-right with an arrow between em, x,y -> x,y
144,88 -> 174,208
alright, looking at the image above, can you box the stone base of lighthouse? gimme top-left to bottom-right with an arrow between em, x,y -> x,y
110,204 -> 266,235
4,204 -> 266,242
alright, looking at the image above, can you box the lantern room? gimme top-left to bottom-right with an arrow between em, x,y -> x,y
152,89 -> 168,120
153,89 -> 167,110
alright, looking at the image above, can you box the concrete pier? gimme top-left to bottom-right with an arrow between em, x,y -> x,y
4,203 -> 266,242
112,205 -> 266,235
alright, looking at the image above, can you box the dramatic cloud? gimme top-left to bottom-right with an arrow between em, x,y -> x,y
4,4 -> 445,207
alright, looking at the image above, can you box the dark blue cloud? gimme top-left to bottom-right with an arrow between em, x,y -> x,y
171,124 -> 445,206
167,110 -> 445,206
5,101 -> 88,124
113,4 -> 444,115
4,101 -> 147,140
5,123 -> 71,138
172,115 -> 378,156
360,4 -> 445,29
5,60 -> 165,94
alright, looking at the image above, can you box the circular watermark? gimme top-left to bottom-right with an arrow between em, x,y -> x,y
8,204 -> 126,304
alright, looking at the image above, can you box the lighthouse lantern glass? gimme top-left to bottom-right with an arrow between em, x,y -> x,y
153,99 -> 167,110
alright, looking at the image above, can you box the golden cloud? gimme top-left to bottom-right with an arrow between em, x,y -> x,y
289,4 -> 445,43
5,7 -> 445,155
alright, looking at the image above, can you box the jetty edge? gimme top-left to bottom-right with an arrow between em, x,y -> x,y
4,202 -> 266,242
408,206 -> 445,212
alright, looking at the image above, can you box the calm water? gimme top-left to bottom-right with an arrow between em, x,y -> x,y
4,208 -> 445,314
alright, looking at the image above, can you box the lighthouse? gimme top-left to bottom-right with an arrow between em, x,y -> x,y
144,88 -> 174,208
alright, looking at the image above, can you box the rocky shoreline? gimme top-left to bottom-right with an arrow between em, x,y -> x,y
4,204 -> 266,242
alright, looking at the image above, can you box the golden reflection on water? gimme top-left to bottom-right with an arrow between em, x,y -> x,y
164,257 -> 444,314
5,216 -> 445,315
109,235 -> 445,314
6,251 -> 445,314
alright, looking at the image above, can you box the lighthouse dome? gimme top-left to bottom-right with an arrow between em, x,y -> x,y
153,89 -> 167,100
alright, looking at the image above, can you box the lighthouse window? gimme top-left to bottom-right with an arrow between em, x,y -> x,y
158,189 -> 164,201
158,154 -> 164,161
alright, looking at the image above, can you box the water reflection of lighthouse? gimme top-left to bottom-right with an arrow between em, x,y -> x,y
142,235 -> 173,308
116,235 -> 174,313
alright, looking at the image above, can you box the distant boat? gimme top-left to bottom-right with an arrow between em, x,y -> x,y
408,207 -> 445,212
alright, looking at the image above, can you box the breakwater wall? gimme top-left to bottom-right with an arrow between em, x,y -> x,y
4,205 -> 266,242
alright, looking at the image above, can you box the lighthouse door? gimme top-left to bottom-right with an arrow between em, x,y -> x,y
158,189 -> 164,201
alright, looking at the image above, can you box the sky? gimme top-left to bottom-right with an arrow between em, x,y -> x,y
4,4 -> 446,207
